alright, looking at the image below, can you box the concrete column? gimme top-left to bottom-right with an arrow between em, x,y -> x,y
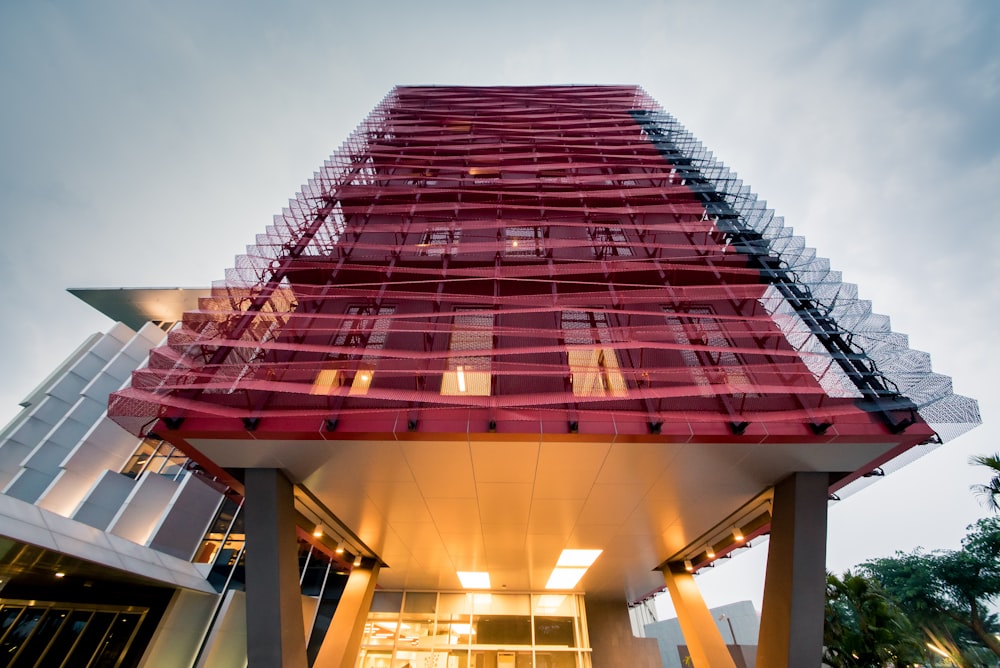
243,468 -> 308,668
757,472 -> 829,668
662,565 -> 737,668
314,557 -> 380,668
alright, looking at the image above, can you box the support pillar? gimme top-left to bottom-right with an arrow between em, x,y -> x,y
243,468 -> 308,668
662,565 -> 737,668
757,472 -> 829,668
315,556 -> 381,668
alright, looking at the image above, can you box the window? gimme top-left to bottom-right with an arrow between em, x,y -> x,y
441,309 -> 493,396
588,224 -> 633,258
311,305 -> 395,396
504,226 -> 544,257
663,306 -> 751,395
419,224 -> 461,256
562,310 -> 627,398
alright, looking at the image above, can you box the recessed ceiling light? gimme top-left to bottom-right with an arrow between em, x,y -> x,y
457,571 -> 491,589
545,568 -> 587,589
556,549 -> 602,568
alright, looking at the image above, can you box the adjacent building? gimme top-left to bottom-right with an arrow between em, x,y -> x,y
0,86 -> 980,667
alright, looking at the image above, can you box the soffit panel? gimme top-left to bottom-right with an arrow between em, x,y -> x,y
533,442 -> 611,499
405,442 -> 477,499
188,436 -> 898,600
477,482 -> 533,526
471,441 -> 540,484
425,497 -> 481,533
526,498 -> 585,535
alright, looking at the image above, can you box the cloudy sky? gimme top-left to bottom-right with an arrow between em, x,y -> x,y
1,1 -> 998,612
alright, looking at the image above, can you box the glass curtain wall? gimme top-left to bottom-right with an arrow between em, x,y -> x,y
357,592 -> 590,668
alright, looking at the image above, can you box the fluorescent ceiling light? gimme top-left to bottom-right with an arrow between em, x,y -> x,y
556,549 -> 602,568
457,571 -> 491,589
545,568 -> 587,589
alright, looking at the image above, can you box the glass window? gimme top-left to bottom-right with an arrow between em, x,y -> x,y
0,607 -> 43,660
441,310 -> 493,397
403,592 -> 437,614
420,224 -> 461,256
91,613 -> 143,668
66,611 -> 116,666
504,226 -> 544,257
370,591 -> 404,613
562,310 -> 627,398
120,439 -> 160,479
663,306 -> 752,395
588,224 -> 633,258
40,610 -> 91,665
313,305 -> 396,397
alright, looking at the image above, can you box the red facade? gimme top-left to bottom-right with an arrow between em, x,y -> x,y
109,86 -> 932,451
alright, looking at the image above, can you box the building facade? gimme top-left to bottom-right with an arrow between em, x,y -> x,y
0,86 -> 980,667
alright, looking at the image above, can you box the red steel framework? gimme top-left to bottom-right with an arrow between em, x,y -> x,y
108,86 -> 937,455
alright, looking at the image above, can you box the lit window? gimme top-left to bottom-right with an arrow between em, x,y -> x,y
504,225 -> 544,257
441,309 -> 492,396
311,305 -> 394,396
469,166 -> 500,184
419,224 -> 461,256
588,224 -> 633,258
562,310 -> 627,398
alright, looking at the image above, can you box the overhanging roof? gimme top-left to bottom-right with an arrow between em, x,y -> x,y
69,288 -> 211,330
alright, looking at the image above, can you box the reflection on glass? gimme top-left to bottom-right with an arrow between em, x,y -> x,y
0,608 -> 43,660
91,613 -> 142,668
11,608 -> 69,667
42,610 -> 91,665
359,592 -> 588,667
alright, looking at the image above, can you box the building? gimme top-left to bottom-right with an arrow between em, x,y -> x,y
0,86 -> 980,667
644,600 -> 758,668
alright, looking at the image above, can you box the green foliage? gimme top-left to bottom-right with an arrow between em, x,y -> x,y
970,453 -> 1000,512
823,570 -> 923,667
861,516 -> 1000,663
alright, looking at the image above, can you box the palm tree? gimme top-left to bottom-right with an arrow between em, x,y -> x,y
970,453 -> 1000,512
824,570 -> 923,667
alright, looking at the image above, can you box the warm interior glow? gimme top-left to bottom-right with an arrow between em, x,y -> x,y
535,595 -> 567,613
54,572 -> 66,578
568,348 -> 627,397
545,568 -> 587,589
471,593 -> 493,607
349,365 -> 375,396
335,541 -> 345,554
733,527 -> 745,543
312,526 -> 323,537
441,367 -> 490,396
457,571 -> 491,589
705,544 -> 716,559
556,549 -> 603,568
310,369 -> 342,395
